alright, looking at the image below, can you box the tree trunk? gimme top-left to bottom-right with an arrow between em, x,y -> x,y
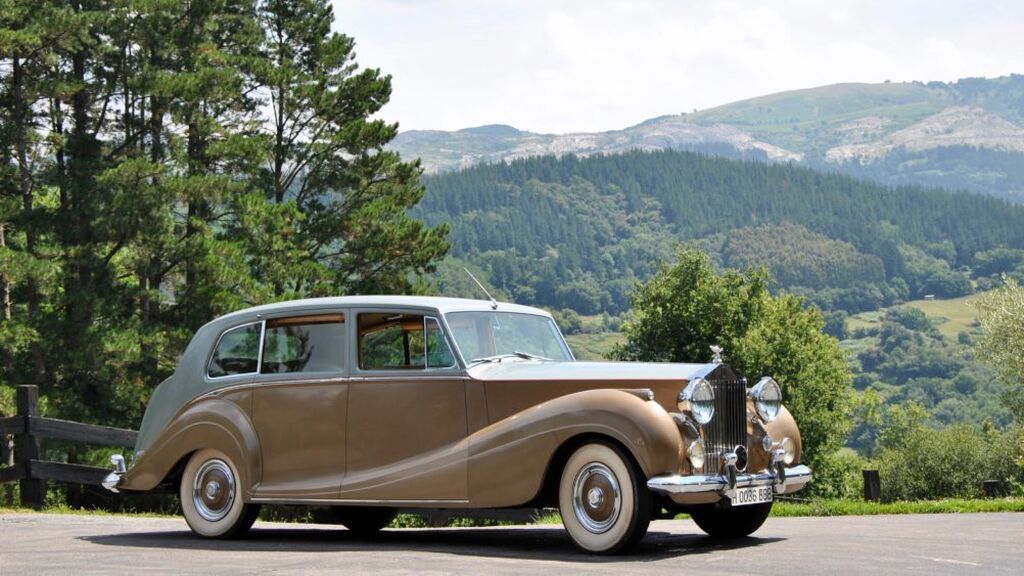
11,56 -> 46,381
0,222 -> 11,372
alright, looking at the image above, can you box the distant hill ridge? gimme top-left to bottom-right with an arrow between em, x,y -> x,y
418,149 -> 1024,315
392,75 -> 1024,203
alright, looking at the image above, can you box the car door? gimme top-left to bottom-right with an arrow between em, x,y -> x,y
250,311 -> 350,500
340,309 -> 468,502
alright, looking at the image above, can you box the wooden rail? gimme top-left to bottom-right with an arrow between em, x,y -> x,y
0,385 -> 138,508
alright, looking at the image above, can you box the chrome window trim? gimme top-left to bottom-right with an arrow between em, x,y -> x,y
257,314 -> 347,377
205,320 -> 265,381
353,307 -> 464,375
437,313 -> 469,369
424,315 -> 458,370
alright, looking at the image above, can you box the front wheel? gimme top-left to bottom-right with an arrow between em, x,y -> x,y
558,442 -> 652,554
690,501 -> 772,539
180,448 -> 261,539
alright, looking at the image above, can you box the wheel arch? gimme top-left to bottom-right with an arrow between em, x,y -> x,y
120,398 -> 261,496
467,388 -> 683,508
534,432 -> 646,508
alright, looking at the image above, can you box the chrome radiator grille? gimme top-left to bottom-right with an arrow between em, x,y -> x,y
702,377 -> 748,474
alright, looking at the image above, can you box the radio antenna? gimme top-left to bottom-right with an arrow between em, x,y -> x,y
464,268 -> 498,310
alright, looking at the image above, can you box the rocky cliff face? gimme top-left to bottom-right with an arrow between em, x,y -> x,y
390,76 -> 1024,202
826,106 -> 1024,164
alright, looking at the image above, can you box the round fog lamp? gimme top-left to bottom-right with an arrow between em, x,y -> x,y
687,440 -> 706,471
780,437 -> 796,465
750,377 -> 782,423
678,378 -> 715,425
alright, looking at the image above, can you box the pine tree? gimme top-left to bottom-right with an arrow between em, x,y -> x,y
250,0 -> 448,297
1,0 -> 450,427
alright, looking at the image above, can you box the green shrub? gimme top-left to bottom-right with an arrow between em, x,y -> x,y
877,424 -> 1024,501
986,425 -> 1024,495
806,448 -> 867,499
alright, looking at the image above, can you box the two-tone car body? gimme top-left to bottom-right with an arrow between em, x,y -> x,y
105,296 -> 811,553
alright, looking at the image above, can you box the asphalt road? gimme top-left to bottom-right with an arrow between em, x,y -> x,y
1,511 -> 1021,575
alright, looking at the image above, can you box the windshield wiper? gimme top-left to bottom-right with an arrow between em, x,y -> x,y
467,351 -> 552,365
512,350 -> 552,361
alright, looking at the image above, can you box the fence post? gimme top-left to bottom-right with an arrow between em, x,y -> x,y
863,469 -> 881,502
0,407 -> 12,506
15,385 -> 44,508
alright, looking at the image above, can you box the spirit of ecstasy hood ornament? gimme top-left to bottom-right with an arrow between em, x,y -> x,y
710,345 -> 723,364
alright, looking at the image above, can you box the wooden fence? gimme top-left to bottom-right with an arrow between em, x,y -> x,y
0,385 -> 137,508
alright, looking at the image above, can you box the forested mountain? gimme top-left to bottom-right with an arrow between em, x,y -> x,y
394,76 -> 1024,203
418,150 -> 1024,315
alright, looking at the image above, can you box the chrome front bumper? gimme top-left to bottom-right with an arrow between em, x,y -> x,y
647,464 -> 813,496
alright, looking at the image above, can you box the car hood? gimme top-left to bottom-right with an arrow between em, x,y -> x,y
466,359 -> 711,383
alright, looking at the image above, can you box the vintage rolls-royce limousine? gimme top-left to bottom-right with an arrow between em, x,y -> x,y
104,296 -> 811,553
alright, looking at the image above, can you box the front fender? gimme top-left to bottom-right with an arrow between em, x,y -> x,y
763,405 -> 803,464
119,397 -> 261,496
467,389 -> 682,508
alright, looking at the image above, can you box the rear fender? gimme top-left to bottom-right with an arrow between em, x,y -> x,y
119,398 -> 261,496
468,389 -> 682,508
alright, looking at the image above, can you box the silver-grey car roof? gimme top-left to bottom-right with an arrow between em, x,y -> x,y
210,296 -> 551,327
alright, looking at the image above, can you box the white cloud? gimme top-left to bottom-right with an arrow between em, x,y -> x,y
333,0 -> 1024,133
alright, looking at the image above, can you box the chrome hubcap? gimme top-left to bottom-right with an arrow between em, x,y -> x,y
572,462 -> 621,534
193,459 -> 235,522
206,481 -> 221,499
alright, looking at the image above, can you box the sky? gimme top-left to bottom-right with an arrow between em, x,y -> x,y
333,0 -> 1024,134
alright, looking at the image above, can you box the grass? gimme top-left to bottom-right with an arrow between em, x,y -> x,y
5,498 -> 1021,526
769,497 -> 1024,517
0,504 -> 176,518
565,332 -> 625,361
906,293 -> 985,340
845,292 -> 986,341
508,498 -> 1024,526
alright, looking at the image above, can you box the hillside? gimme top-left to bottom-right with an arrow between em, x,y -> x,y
392,75 -> 1024,202
419,150 -> 1024,316
561,294 -> 1010,434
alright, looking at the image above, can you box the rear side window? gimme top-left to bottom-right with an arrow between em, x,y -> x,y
208,323 -> 261,378
261,314 -> 346,374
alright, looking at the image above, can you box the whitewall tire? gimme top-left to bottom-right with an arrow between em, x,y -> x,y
180,448 -> 260,539
558,442 -> 652,554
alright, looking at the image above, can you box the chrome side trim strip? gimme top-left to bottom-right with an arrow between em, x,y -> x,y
250,497 -> 470,506
646,464 -> 812,495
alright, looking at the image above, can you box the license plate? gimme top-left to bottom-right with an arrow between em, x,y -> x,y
730,485 -> 773,506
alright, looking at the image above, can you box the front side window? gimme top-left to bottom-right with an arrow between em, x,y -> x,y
358,313 -> 456,370
445,311 -> 572,364
426,317 -> 456,368
208,323 -> 261,378
261,314 -> 346,374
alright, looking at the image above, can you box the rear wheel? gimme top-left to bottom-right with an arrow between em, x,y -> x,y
558,442 -> 651,554
180,449 -> 261,539
327,506 -> 397,534
690,501 -> 772,539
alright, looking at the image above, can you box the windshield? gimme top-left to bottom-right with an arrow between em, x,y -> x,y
444,311 -> 573,364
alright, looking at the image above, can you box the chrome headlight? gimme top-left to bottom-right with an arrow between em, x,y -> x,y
780,437 -> 797,465
750,376 -> 782,423
678,377 -> 715,425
